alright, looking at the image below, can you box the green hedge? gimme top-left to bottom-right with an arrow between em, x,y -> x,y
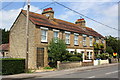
69,56 -> 82,61
1,58 -> 25,75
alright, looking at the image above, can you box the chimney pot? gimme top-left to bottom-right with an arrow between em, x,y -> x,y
43,8 -> 53,12
42,7 -> 54,20
75,18 -> 86,27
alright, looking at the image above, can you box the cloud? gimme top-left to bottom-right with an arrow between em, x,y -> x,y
0,5 -> 40,30
23,5 -> 42,14
57,2 -> 118,37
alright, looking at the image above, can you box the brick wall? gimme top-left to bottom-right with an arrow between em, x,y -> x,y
57,61 -> 94,70
57,61 -> 82,70
9,13 -> 37,69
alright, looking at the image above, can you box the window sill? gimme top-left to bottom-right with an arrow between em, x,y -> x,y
74,44 -> 79,46
83,46 -> 87,47
90,46 -> 93,47
66,44 -> 70,45
41,41 -> 48,43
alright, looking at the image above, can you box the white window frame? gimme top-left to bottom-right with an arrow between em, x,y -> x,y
65,33 -> 70,44
54,31 -> 59,39
90,52 -> 92,59
101,39 -> 105,44
41,27 -> 48,42
89,36 -> 93,46
96,37 -> 99,43
74,33 -> 79,45
83,36 -> 86,46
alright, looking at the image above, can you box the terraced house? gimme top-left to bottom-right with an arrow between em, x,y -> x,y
9,8 -> 106,69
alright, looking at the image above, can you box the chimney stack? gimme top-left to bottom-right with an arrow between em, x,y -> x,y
75,18 -> 86,27
42,7 -> 54,20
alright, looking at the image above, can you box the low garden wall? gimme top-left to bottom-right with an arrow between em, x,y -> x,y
110,58 -> 119,63
57,61 -> 93,70
99,59 -> 109,65
57,61 -> 82,70
94,59 -> 109,66
1,58 -> 25,75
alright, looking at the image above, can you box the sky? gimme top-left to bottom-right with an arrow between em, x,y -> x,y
0,0 -> 119,37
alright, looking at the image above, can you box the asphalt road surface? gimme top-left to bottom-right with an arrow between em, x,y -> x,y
26,64 -> 119,80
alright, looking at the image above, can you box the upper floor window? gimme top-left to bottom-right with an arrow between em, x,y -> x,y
54,31 -> 59,39
65,31 -> 71,44
96,38 -> 99,43
74,33 -> 79,45
83,37 -> 86,46
65,34 -> 70,44
53,29 -> 59,39
82,34 -> 87,47
89,36 -> 93,46
41,29 -> 47,42
101,39 -> 105,44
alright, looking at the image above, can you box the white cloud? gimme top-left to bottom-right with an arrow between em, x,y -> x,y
0,5 -> 40,30
23,5 -> 42,14
57,2 -> 118,37
57,10 -> 74,21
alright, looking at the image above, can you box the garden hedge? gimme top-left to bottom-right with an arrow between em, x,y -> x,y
0,58 -> 25,75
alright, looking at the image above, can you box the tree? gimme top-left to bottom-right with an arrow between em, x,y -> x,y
48,38 -> 67,67
0,28 -> 9,44
105,36 -> 120,58
106,46 -> 114,55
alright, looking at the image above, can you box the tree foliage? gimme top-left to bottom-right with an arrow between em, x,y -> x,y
0,28 -> 9,44
48,38 -> 67,63
105,36 -> 120,57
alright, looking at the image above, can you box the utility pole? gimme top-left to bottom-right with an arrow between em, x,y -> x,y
25,0 -> 30,72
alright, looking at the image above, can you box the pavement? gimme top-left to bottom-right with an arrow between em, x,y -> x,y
1,63 -> 119,80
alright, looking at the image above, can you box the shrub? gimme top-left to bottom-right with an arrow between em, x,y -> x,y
1,58 -> 25,75
96,53 -> 109,60
43,67 -> 53,69
69,56 -> 81,61
48,38 -> 67,67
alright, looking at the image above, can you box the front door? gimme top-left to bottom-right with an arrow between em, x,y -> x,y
37,47 -> 44,68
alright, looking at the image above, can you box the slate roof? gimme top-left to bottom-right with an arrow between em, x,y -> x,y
21,10 -> 104,38
0,44 -> 9,51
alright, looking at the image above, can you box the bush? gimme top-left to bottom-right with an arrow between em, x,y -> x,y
43,67 -> 53,69
96,53 -> 109,60
48,38 -> 67,67
69,56 -> 81,61
1,58 -> 25,75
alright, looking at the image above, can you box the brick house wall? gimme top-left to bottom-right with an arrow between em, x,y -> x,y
9,13 -> 37,69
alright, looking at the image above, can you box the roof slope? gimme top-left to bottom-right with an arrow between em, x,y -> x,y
22,10 -> 104,38
0,44 -> 9,51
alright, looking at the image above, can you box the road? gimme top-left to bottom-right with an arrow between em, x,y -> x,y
26,64 -> 119,80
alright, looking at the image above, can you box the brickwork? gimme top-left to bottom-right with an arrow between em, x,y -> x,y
9,11 -> 106,69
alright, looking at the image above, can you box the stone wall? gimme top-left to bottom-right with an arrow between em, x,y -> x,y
110,58 -> 118,63
82,61 -> 93,66
94,59 -> 109,66
57,61 -> 82,70
57,61 -> 94,70
9,13 -> 37,69
99,59 -> 109,65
